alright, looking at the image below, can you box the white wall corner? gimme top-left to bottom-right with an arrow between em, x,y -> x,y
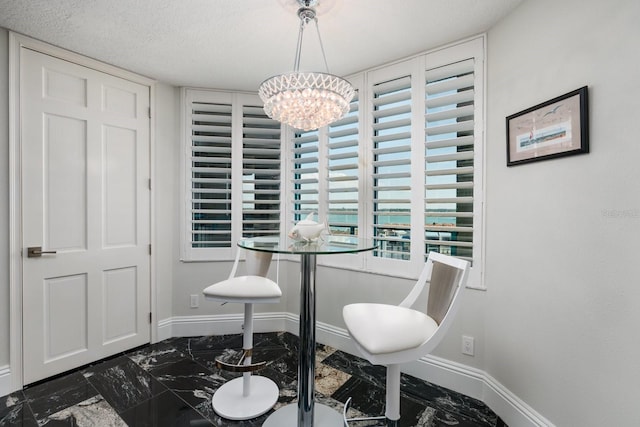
156,317 -> 173,342
0,366 -> 11,397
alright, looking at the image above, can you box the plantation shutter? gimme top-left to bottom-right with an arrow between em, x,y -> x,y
184,89 -> 282,260
189,101 -> 233,249
327,91 -> 360,237
371,75 -> 412,260
241,104 -> 281,238
291,130 -> 319,222
424,59 -> 475,262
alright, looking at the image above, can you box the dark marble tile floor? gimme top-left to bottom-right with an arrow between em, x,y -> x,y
0,332 -> 507,427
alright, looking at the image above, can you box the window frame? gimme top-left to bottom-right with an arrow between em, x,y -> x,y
180,37 -> 485,288
309,37 -> 485,288
180,88 -> 283,261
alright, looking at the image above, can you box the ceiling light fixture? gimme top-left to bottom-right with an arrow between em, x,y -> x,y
258,0 -> 355,131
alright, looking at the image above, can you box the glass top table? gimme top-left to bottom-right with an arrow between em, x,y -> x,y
238,235 -> 376,427
238,235 -> 376,256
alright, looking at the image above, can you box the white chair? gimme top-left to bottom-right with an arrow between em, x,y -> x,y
202,248 -> 282,420
342,251 -> 470,427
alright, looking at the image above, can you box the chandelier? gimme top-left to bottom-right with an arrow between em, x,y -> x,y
258,0 -> 355,131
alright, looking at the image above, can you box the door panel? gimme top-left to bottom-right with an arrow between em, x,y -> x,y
103,125 -> 138,247
44,273 -> 88,362
103,267 -> 138,343
21,48 -> 151,385
45,113 -> 88,251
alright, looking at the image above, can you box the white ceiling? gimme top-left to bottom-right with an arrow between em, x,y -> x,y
0,0 -> 523,91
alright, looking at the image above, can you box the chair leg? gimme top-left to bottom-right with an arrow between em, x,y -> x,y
213,306 -> 266,373
385,364 -> 401,424
242,302 -> 253,396
210,303 -> 279,420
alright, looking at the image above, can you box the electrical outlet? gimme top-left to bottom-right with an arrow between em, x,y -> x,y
190,294 -> 199,308
462,335 -> 474,356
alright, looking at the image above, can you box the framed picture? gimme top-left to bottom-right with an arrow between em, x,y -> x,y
506,86 -> 589,166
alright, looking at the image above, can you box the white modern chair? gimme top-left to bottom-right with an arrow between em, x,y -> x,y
202,248 -> 282,420
342,251 -> 470,427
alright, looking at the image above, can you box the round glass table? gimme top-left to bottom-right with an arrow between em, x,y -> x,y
237,236 -> 376,427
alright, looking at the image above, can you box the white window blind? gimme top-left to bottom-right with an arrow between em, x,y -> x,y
327,90 -> 360,237
371,76 -> 413,260
424,59 -> 476,263
189,100 -> 233,249
241,104 -> 281,238
183,89 -> 281,260
291,130 -> 319,222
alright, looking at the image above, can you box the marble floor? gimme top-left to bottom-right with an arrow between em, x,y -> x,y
1,332 -> 506,427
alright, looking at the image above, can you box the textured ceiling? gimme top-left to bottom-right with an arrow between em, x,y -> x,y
0,0 -> 523,91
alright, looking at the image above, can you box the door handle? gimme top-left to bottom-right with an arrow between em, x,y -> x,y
27,246 -> 57,258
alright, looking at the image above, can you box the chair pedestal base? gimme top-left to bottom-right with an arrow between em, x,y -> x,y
211,375 -> 279,420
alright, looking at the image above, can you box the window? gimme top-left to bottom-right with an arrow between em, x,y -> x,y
424,59 -> 476,262
327,90 -> 361,238
181,37 -> 484,287
182,89 -> 281,260
371,75 -> 413,260
241,104 -> 281,238
290,130 -> 319,223
293,37 -> 484,286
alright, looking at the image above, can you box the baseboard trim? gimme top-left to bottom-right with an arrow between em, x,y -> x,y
0,365 -> 11,397
160,313 -> 288,338
157,317 -> 173,342
483,373 -> 555,427
157,314 -> 553,427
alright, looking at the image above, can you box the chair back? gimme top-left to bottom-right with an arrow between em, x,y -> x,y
227,248 -> 275,280
427,260 -> 464,325
420,252 -> 469,355
245,250 -> 273,277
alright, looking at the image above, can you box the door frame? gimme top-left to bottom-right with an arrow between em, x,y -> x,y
8,32 -> 158,391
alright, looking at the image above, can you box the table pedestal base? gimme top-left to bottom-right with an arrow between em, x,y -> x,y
263,403 -> 343,427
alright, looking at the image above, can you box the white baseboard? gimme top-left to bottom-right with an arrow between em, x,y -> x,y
158,313 -> 288,339
156,314 -> 554,427
0,365 -> 11,397
156,317 -> 173,342
483,373 -> 555,427
411,354 -> 486,400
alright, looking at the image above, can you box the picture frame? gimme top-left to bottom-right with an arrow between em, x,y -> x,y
506,86 -> 589,166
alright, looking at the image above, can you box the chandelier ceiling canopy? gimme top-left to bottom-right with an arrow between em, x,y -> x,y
258,0 -> 355,131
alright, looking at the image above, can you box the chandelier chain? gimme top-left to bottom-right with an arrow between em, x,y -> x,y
258,1 -> 355,131
313,16 -> 330,73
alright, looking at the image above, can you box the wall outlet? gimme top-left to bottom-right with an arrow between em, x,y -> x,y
190,294 -> 199,308
462,335 -> 475,356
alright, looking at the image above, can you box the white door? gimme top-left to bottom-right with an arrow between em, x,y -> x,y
20,48 -> 151,385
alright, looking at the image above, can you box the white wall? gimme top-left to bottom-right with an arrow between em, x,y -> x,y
0,28 -> 9,368
153,82 -> 180,324
485,0 -> 640,425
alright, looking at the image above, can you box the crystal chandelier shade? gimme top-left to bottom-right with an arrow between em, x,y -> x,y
259,72 -> 354,132
258,0 -> 355,131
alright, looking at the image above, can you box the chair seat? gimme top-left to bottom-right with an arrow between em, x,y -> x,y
203,275 -> 282,304
343,303 -> 438,355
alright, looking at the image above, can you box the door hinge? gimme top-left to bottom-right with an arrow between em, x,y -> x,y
149,312 -> 152,323
148,107 -> 151,118
148,179 -> 151,190
148,244 -> 152,255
